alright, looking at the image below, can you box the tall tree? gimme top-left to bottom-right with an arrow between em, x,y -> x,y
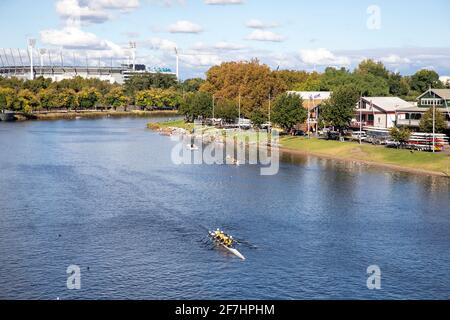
105,87 -> 129,111
419,107 -> 447,133
13,89 -> 39,113
179,92 -> 212,122
200,60 -> 287,118
58,89 -> 78,110
355,59 -> 389,79
410,69 -> 444,93
215,99 -> 239,123
0,87 -> 15,112
77,88 -> 101,109
272,93 -> 307,131
320,85 -> 359,132
37,88 -> 58,111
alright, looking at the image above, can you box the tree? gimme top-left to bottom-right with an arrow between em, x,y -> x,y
388,73 -> 410,97
389,127 -> 411,148
272,93 -> 307,131
13,89 -> 39,113
355,59 -> 389,79
58,89 -> 78,110
77,88 -> 100,110
181,78 -> 205,92
200,60 -> 287,117
0,87 -> 15,112
320,85 -> 359,132
135,88 -> 181,110
419,107 -> 448,133
124,73 -> 178,97
215,99 -> 238,123
410,69 -> 444,93
37,88 -> 58,110
179,91 -> 212,122
250,109 -> 268,128
105,87 -> 129,111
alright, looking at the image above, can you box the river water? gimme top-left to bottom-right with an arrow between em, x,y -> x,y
0,117 -> 449,300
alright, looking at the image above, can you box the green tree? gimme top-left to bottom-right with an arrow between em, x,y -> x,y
419,107 -> 448,133
0,87 -> 15,112
389,127 -> 411,148
13,89 -> 39,113
57,89 -> 78,110
181,78 -> 205,92
124,73 -> 178,97
410,69 -> 444,93
388,73 -> 410,96
105,87 -> 129,111
320,85 -> 359,132
355,59 -> 389,79
250,109 -> 268,128
272,93 -> 307,131
215,99 -> 239,123
77,88 -> 101,110
179,91 -> 212,122
37,88 -> 58,111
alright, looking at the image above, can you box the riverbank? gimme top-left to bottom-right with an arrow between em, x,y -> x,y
148,120 -> 450,177
11,110 -> 179,121
280,136 -> 450,177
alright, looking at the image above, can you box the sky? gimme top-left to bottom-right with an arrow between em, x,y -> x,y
0,0 -> 449,79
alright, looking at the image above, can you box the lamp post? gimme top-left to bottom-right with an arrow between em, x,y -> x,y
268,93 -> 272,133
129,42 -> 136,71
28,38 -> 36,80
174,47 -> 179,81
432,98 -> 436,153
238,92 -> 241,130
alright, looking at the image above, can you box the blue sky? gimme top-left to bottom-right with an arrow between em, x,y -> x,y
0,0 -> 449,79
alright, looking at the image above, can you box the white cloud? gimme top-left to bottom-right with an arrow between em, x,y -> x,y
146,37 -> 178,52
55,0 -> 139,24
379,54 -> 411,65
181,53 -> 223,67
299,48 -> 350,66
246,19 -> 278,29
204,0 -> 244,4
40,25 -> 126,60
168,20 -> 203,33
246,30 -> 284,42
214,41 -> 245,51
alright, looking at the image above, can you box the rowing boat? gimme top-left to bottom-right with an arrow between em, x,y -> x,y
209,231 -> 246,260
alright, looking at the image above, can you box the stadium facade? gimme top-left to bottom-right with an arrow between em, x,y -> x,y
0,43 -> 177,84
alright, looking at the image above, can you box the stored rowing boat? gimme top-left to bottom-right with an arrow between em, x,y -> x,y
209,231 -> 246,260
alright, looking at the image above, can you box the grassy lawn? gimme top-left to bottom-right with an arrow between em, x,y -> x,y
148,119 -> 195,131
280,136 -> 450,175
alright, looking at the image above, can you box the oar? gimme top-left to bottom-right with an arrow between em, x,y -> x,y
232,238 -> 258,249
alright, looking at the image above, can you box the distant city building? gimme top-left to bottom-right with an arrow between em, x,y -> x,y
439,76 -> 450,87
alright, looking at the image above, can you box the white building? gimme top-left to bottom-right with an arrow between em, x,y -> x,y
353,97 -> 414,129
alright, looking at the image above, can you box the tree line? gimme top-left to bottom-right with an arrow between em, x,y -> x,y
1,59 -> 448,134
0,73 -> 203,113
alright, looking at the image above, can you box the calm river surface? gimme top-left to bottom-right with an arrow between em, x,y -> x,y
0,117 -> 449,300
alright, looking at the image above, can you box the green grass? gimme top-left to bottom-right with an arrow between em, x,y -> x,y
280,136 -> 450,175
148,119 -> 195,131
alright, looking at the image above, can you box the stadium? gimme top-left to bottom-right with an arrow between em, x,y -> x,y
0,41 -> 178,84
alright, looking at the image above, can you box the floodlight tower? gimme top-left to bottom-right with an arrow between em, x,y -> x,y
129,42 -> 136,71
174,47 -> 179,81
39,49 -> 46,76
28,38 -> 36,80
